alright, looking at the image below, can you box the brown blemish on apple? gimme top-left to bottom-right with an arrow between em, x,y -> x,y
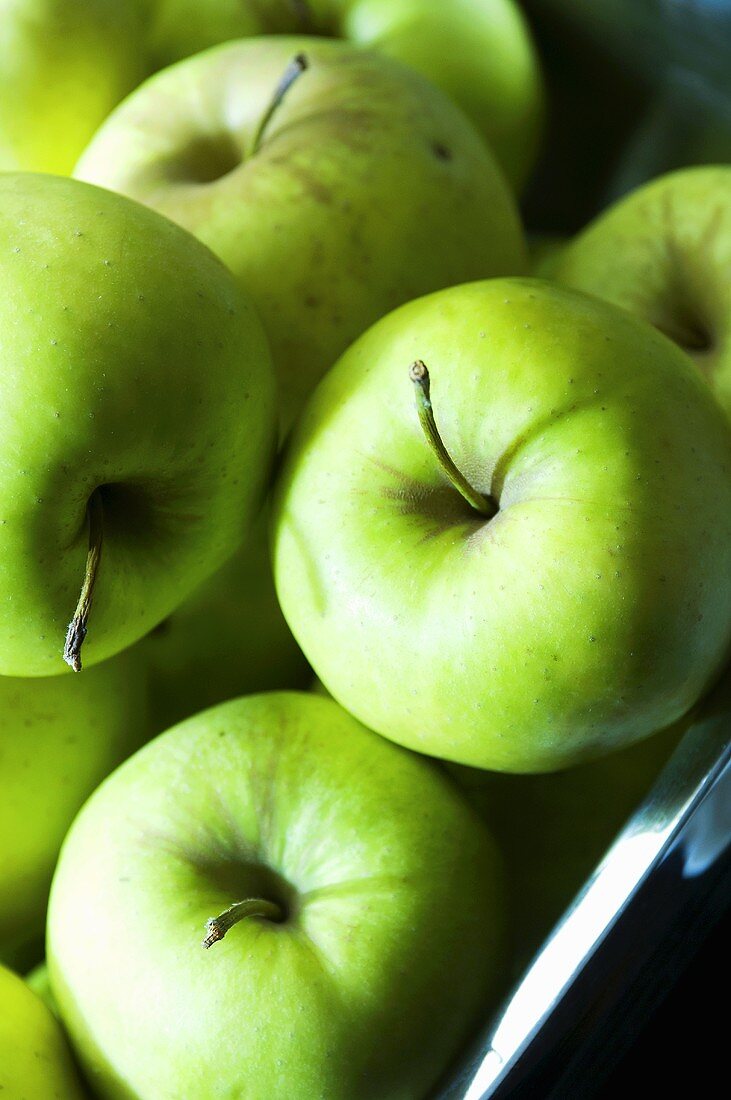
148,617 -> 172,639
266,156 -> 333,206
431,142 -> 453,162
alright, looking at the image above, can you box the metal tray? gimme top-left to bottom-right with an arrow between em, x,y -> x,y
437,674 -> 731,1098
439,3 -> 731,1093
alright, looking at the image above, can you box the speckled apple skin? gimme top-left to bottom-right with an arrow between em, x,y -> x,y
0,173 -> 276,675
0,964 -> 85,1098
273,279 -> 731,771
76,36 -> 526,431
49,692 -> 503,1100
0,649 -> 149,965
551,166 -> 731,418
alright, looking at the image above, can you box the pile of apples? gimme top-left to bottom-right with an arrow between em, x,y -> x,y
1,3 -> 730,1098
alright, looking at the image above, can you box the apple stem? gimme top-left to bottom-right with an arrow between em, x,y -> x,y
409,361 -> 498,518
202,898 -> 285,949
250,53 -> 309,157
63,491 -> 104,672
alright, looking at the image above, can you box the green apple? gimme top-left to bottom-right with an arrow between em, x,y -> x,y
49,691 -> 502,1099
0,962 -> 85,1097
75,36 -> 526,432
447,722 -> 683,967
334,0 -> 544,191
309,683 -> 683,965
0,172 -> 276,676
273,278 -> 731,772
2,2 -> 542,188
0,651 -> 149,968
0,0 -> 144,174
549,167 -> 731,417
138,513 -> 310,733
144,0 -> 544,191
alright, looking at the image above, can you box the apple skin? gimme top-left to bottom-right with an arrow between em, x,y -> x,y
2,1 -> 541,188
447,722 -> 683,967
0,173 -> 276,676
336,0 -> 544,191
75,36 -> 526,432
0,650 -> 149,968
0,1 -> 144,174
272,278 -> 731,772
0,963 -> 86,1097
138,513 -> 311,734
145,0 -> 543,190
549,167 -> 731,418
48,691 -> 503,1099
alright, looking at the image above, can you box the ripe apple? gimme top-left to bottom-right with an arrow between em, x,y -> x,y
0,963 -> 85,1097
0,1 -> 143,174
2,1 -> 543,189
138,513 -> 310,733
273,278 -> 731,772
146,0 -> 543,190
311,670 -> 677,964
447,722 -> 683,966
75,36 -> 526,432
49,691 -> 503,1099
549,167 -> 731,417
0,172 -> 276,676
0,650 -> 149,969
320,0 -> 544,191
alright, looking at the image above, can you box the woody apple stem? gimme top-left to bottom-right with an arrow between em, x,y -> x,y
409,361 -> 498,518
202,898 -> 285,949
63,490 -> 104,672
250,53 -> 309,157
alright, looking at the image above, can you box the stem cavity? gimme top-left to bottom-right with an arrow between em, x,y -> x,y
63,490 -> 104,672
202,898 -> 285,949
250,53 -> 309,157
409,361 -> 498,518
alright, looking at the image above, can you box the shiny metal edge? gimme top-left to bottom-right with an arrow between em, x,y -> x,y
440,680 -> 731,1099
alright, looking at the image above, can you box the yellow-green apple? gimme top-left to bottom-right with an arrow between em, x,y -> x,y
0,173 -> 276,676
2,1 -> 543,189
316,0 -> 544,191
0,0 -> 143,174
138,514 -> 310,733
312,669 -> 679,963
550,167 -> 731,417
76,35 -> 524,705
0,651 -> 149,969
0,963 -> 86,1097
448,722 -> 683,966
49,691 -> 503,1099
145,0 -> 544,190
75,36 -> 526,432
272,278 -> 731,772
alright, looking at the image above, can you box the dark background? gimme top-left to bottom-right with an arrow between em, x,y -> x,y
599,911 -> 727,1095
523,0 -> 731,231
520,5 -> 730,1090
